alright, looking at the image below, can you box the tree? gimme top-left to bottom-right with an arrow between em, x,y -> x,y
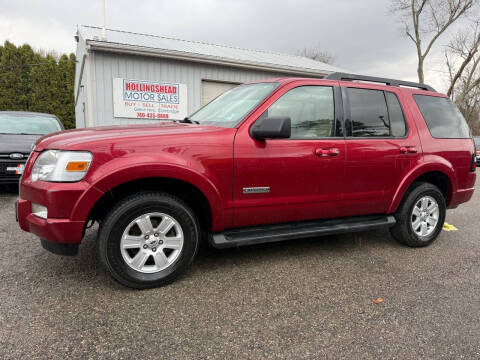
54,54 -> 76,129
391,0 -> 476,83
0,41 -> 39,110
0,41 -> 76,129
445,20 -> 480,97
296,48 -> 335,65
445,19 -> 480,134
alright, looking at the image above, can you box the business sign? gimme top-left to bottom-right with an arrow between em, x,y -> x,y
113,78 -> 188,120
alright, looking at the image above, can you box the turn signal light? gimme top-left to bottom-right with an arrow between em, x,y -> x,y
66,161 -> 89,172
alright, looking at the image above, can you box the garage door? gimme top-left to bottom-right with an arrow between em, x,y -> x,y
201,81 -> 240,106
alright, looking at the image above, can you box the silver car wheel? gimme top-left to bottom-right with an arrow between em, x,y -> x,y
120,212 -> 184,273
411,196 -> 440,238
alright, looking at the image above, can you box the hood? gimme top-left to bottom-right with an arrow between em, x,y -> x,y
35,122 -> 232,151
0,134 -> 42,154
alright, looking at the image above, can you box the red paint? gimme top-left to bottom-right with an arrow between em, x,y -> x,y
17,78 -> 476,245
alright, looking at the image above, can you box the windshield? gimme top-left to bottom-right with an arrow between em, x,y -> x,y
189,82 -> 279,127
0,113 -> 62,135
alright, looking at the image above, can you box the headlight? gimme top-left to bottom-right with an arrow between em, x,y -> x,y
31,150 -> 92,182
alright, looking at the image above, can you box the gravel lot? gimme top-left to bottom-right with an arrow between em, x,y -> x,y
1,179 -> 479,359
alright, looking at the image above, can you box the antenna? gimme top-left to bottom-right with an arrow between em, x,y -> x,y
102,0 -> 107,39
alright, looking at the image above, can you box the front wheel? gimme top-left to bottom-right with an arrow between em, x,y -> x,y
390,183 -> 446,247
97,192 -> 200,289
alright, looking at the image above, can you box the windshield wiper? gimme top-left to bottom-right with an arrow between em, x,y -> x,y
0,132 -> 42,135
180,117 -> 199,124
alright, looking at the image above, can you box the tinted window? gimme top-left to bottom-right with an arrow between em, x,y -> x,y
0,114 -> 62,135
267,86 -> 335,138
347,88 -> 389,137
414,95 -> 470,138
385,92 -> 407,137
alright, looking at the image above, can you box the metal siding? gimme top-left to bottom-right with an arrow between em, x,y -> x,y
90,51 -> 99,127
74,33 -> 88,128
88,51 -> 306,126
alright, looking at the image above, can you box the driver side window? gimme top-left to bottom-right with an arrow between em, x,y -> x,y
264,86 -> 335,139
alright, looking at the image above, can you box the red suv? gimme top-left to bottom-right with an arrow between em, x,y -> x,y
17,73 -> 476,288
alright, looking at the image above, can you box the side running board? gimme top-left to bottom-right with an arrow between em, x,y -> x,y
209,215 -> 396,249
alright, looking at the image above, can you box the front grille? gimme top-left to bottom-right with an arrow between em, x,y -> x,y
0,153 -> 30,159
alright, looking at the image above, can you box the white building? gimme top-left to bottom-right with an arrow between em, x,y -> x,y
74,25 -> 344,128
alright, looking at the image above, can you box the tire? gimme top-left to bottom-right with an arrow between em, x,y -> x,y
97,192 -> 200,289
390,182 -> 446,247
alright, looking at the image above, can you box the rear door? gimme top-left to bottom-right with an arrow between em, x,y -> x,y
232,82 -> 346,228
342,85 -> 422,216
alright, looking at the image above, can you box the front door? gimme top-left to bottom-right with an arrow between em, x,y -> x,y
233,83 -> 346,228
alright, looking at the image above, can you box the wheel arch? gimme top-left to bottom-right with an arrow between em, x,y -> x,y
388,163 -> 456,213
71,163 -> 224,231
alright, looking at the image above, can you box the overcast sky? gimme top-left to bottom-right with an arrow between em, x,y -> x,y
0,0 -> 468,92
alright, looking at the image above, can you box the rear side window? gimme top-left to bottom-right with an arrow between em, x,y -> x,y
347,88 -> 389,137
414,95 -> 470,138
385,92 -> 407,137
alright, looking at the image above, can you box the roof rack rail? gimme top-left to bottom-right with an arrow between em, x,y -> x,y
325,72 -> 436,92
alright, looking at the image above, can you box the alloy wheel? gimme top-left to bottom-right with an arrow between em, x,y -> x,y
120,212 -> 184,273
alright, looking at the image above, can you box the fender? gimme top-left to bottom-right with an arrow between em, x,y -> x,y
70,161 -> 225,230
387,155 -> 456,214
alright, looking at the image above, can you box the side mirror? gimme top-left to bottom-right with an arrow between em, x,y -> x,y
250,116 -> 291,140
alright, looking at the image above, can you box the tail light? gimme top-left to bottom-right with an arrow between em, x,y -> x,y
470,139 -> 477,172
471,144 -> 477,172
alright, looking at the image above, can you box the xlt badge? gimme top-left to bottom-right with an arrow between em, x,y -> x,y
243,187 -> 270,194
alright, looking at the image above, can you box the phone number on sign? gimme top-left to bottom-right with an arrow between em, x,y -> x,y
136,113 -> 170,119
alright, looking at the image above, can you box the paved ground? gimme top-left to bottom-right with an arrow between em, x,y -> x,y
0,180 -> 479,360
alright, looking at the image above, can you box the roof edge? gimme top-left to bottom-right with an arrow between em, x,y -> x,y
79,25 -> 338,66
86,41 -> 332,77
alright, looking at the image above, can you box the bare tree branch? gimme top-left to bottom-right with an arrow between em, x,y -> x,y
391,0 -> 476,83
296,48 -> 335,65
447,23 -> 480,96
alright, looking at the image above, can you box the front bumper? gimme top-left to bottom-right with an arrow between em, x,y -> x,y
16,177 -> 104,246
17,198 -> 85,243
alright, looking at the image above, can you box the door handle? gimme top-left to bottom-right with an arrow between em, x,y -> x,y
399,146 -> 417,154
315,148 -> 340,157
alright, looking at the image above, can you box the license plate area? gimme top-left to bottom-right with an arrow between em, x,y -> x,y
5,164 -> 25,175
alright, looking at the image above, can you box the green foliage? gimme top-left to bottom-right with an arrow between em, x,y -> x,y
0,41 -> 76,129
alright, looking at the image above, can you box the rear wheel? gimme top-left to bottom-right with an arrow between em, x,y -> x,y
97,192 -> 200,289
390,183 -> 446,247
